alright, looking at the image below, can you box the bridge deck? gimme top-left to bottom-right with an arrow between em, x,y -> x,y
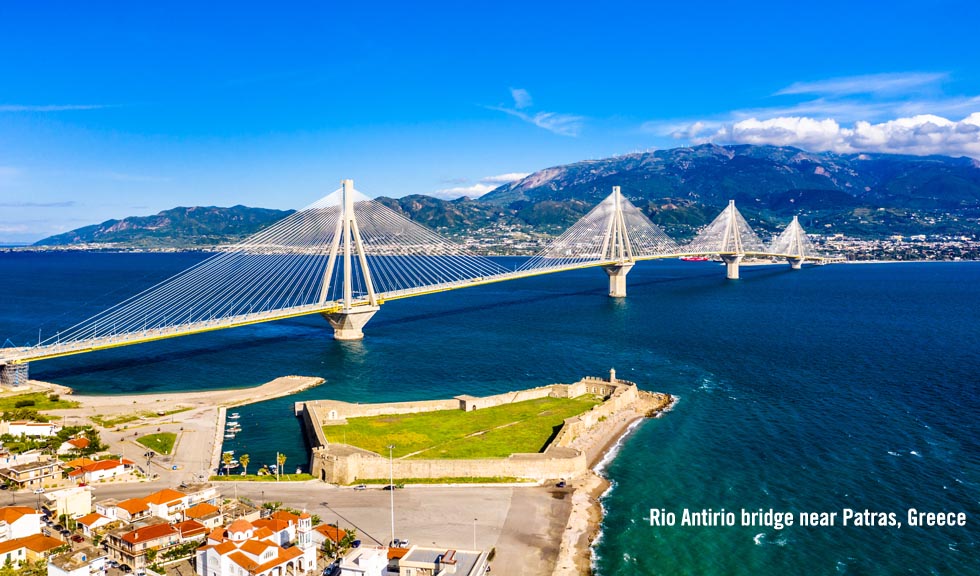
0,252 -> 835,366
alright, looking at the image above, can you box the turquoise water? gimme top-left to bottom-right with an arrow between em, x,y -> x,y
1,252 -> 978,573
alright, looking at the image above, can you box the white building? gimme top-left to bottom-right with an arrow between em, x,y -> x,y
42,486 -> 93,519
338,547 -> 388,576
195,516 -> 316,576
0,506 -> 41,542
47,546 -> 108,576
0,420 -> 60,437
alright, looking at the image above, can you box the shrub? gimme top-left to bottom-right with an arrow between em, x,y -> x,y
14,400 -> 35,408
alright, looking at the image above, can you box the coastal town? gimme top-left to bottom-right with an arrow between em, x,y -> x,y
0,371 -> 673,576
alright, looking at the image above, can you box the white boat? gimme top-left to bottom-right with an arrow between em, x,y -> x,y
222,450 -> 235,455
224,433 -> 236,439
228,413 -> 241,420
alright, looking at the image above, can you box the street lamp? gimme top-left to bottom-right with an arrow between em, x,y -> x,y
387,444 -> 395,546
473,517 -> 477,550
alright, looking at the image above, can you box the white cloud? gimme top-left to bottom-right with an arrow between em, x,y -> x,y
682,113 -> 980,158
776,72 -> 947,97
0,104 -> 109,112
432,172 -> 529,200
510,88 -> 532,109
430,183 -> 498,200
491,106 -> 584,137
481,172 -> 530,183
489,88 -> 584,137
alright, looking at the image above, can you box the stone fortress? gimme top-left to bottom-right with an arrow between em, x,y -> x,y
296,370 -> 672,484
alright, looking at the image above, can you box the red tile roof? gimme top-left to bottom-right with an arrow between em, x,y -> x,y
121,522 -> 176,544
313,523 -> 348,543
67,437 -> 90,449
0,506 -> 37,524
116,498 -> 149,515
143,488 -> 186,506
184,502 -> 220,519
75,512 -> 107,527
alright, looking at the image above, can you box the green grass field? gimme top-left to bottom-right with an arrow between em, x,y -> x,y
323,395 -> 602,459
136,432 -> 177,455
0,392 -> 79,411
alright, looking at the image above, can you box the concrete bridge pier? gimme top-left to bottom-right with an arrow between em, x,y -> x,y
0,362 -> 29,387
603,263 -> 634,297
322,306 -> 379,340
720,254 -> 743,280
788,257 -> 803,270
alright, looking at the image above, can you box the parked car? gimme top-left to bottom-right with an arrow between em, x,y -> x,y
353,484 -> 367,491
71,534 -> 84,543
351,539 -> 361,548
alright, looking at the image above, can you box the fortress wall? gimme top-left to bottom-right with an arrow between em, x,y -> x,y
301,403 -> 331,449
314,450 -> 587,485
308,398 -> 458,423
303,375 -> 642,483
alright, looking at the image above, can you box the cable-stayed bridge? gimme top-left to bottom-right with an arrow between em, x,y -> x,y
0,180 -> 840,384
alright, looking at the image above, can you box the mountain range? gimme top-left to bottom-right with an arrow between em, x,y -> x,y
34,144 -> 980,247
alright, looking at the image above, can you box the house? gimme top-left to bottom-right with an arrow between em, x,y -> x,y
0,506 -> 41,541
105,520 -> 181,570
48,546 -> 108,576
252,509 -> 306,547
142,488 -> 187,521
0,456 -> 62,489
311,522 -> 350,548
174,519 -> 208,542
195,517 -> 316,576
75,513 -> 113,537
180,483 -> 219,508
392,546 -> 491,576
57,437 -> 91,455
96,497 -> 151,524
63,457 -> 96,469
0,449 -> 45,468
0,533 -> 64,567
67,458 -> 133,483
42,486 -> 93,519
0,420 -> 61,437
183,502 -> 224,529
338,547 -> 388,576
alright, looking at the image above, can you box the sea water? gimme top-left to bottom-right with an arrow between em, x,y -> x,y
1,252 -> 977,573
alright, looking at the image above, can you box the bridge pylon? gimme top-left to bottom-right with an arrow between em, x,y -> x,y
319,179 -> 380,340
770,215 -> 816,270
0,362 -> 28,387
687,200 -> 766,280
602,186 -> 635,297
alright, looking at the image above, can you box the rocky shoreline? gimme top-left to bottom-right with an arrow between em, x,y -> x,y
552,392 -> 676,576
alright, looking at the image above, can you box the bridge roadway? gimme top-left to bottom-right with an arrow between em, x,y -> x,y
0,250 -> 832,366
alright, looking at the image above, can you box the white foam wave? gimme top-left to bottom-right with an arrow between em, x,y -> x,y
653,395 -> 680,419
887,450 -> 901,456
593,418 -> 645,475
910,450 -> 922,457
754,533 -> 765,545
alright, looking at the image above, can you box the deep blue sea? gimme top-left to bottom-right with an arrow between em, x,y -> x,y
1,252 -> 978,574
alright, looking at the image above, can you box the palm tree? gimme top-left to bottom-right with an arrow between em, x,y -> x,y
239,454 -> 250,477
221,452 -> 233,476
277,453 -> 287,481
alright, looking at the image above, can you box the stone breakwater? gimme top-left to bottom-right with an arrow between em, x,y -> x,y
296,372 -> 669,485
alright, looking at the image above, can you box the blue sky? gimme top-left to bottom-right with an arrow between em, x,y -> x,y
2,1 -> 980,242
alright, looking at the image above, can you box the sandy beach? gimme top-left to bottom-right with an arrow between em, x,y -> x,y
32,374 -> 323,416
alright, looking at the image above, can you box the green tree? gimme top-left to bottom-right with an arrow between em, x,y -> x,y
276,453 -> 287,481
239,453 -> 250,476
222,452 -> 233,475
